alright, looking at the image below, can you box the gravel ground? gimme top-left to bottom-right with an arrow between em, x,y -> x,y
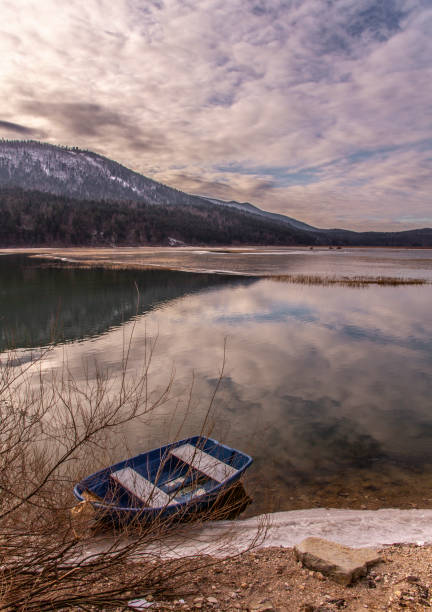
124,544 -> 432,611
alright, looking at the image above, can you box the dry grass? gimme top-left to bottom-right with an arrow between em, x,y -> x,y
30,255 -> 431,286
267,274 -> 428,287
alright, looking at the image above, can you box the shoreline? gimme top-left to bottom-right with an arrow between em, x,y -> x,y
1,246 -> 430,285
84,508 -> 432,609
128,541 -> 432,611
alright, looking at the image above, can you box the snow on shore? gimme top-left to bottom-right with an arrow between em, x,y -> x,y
140,508 -> 432,558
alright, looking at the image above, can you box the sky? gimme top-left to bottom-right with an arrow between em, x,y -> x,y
0,0 -> 431,231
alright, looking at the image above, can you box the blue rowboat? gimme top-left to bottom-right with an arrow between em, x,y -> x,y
73,436 -> 253,524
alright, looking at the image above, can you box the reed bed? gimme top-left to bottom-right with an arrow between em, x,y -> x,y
267,274 -> 428,287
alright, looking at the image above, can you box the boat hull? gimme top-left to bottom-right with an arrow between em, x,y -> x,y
73,436 -> 252,525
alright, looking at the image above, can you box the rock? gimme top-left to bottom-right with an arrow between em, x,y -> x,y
326,598 -> 347,609
206,597 -> 218,605
250,600 -> 275,612
388,580 -> 431,608
294,537 -> 381,586
405,575 -> 420,583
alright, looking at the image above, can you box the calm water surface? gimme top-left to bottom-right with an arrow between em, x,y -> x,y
1,250 -> 431,514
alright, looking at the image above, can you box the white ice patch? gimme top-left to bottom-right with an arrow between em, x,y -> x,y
81,508 -> 432,563
140,508 -> 432,558
191,250 -> 316,256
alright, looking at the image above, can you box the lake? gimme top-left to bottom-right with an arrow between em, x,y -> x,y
1,248 -> 431,514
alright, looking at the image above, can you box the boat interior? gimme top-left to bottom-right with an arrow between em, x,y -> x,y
79,440 -> 243,509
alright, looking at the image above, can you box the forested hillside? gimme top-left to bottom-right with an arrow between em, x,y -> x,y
1,187 -> 431,247
1,141 -> 431,247
0,187 -> 320,246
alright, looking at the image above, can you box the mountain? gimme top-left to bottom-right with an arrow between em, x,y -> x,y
2,140 -> 316,228
0,140 -> 431,247
0,139 -> 209,206
200,197 -> 319,231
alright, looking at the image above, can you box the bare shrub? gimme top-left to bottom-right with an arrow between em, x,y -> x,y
0,340 -> 263,610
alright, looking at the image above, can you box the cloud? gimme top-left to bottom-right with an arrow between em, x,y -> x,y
0,0 -> 431,229
20,101 -> 168,151
0,119 -> 40,135
20,102 -> 127,137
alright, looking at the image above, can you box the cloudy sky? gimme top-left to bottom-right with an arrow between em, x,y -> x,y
1,0 -> 431,230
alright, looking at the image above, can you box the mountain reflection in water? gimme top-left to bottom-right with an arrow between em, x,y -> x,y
0,255 -> 253,350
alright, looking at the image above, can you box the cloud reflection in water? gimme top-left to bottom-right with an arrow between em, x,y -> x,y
37,277 -> 432,511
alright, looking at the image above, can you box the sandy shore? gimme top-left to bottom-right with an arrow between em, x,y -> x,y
142,543 -> 432,610
88,508 -> 432,610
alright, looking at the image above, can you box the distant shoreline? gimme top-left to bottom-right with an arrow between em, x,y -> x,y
1,246 -> 430,286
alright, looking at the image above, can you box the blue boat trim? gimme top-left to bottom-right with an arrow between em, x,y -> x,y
73,436 -> 253,523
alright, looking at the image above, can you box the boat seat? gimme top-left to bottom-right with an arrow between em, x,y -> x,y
169,444 -> 237,483
110,467 -> 175,508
